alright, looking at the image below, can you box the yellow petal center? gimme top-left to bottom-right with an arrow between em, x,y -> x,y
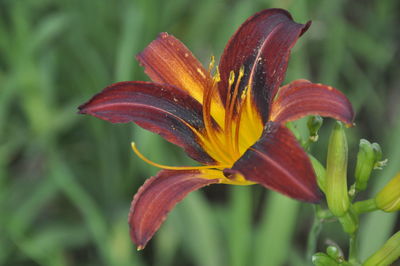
132,62 -> 263,186
198,63 -> 264,167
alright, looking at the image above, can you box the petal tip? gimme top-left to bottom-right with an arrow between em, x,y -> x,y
158,32 -> 170,39
346,121 -> 356,128
301,20 -> 312,36
77,101 -> 90,115
136,32 -> 170,61
77,105 -> 86,114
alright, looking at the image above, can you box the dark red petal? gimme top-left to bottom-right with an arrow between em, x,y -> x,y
270,80 -> 355,126
218,9 -> 310,122
137,32 -> 213,104
224,122 -> 321,202
78,81 -> 216,164
129,170 -> 221,250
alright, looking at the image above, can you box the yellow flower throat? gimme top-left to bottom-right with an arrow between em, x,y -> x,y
132,57 -> 263,173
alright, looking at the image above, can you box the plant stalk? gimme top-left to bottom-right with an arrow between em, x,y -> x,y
306,205 -> 322,261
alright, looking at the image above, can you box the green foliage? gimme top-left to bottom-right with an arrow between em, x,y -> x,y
1,0 -> 399,265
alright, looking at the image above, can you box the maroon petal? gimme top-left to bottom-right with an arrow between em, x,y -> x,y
270,80 -> 355,126
78,81 -> 216,164
218,9 -> 310,122
224,122 -> 321,202
129,170 -> 222,250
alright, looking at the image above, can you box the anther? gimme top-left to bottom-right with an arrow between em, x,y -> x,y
208,55 -> 215,73
228,70 -> 235,86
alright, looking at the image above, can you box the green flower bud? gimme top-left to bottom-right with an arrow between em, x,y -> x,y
375,173 -> 400,212
309,155 -> 326,193
372,142 -> 388,170
312,253 -> 338,266
308,116 -> 323,142
364,231 -> 400,266
372,142 -> 382,162
354,139 -> 375,191
325,122 -> 350,217
326,245 -> 340,259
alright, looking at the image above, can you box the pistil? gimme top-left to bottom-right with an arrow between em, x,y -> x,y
131,142 -> 229,170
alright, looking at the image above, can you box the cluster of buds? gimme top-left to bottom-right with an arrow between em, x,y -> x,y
312,245 -> 350,266
354,139 -> 385,191
308,120 -> 399,265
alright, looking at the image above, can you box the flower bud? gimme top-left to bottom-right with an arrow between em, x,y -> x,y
372,142 -> 382,162
372,142 -> 388,170
307,116 -> 323,142
326,246 -> 340,259
325,122 -> 350,217
312,253 -> 338,266
364,231 -> 400,266
354,139 -> 375,191
375,173 -> 400,212
309,155 -> 326,193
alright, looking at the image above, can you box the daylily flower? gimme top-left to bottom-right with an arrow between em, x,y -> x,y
78,8 -> 354,250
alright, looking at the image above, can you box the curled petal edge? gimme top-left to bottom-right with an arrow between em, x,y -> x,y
270,79 -> 355,127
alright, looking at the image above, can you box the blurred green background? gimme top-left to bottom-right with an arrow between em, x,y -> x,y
1,0 -> 399,265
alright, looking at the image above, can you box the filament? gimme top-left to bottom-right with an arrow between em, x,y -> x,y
131,142 -> 229,170
233,86 -> 249,154
201,68 -> 233,163
224,66 -> 244,157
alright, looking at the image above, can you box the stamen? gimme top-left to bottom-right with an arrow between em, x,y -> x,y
201,69 -> 232,163
243,76 -> 261,134
131,142 -> 229,170
225,70 -> 235,103
208,55 -> 215,73
228,70 -> 236,85
224,70 -> 235,132
224,66 -> 244,157
233,86 -> 249,154
202,69 -> 220,142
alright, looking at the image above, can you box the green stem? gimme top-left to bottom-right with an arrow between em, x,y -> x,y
316,207 -> 334,220
306,205 -> 322,261
353,199 -> 378,214
337,208 -> 361,265
348,232 -> 360,265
